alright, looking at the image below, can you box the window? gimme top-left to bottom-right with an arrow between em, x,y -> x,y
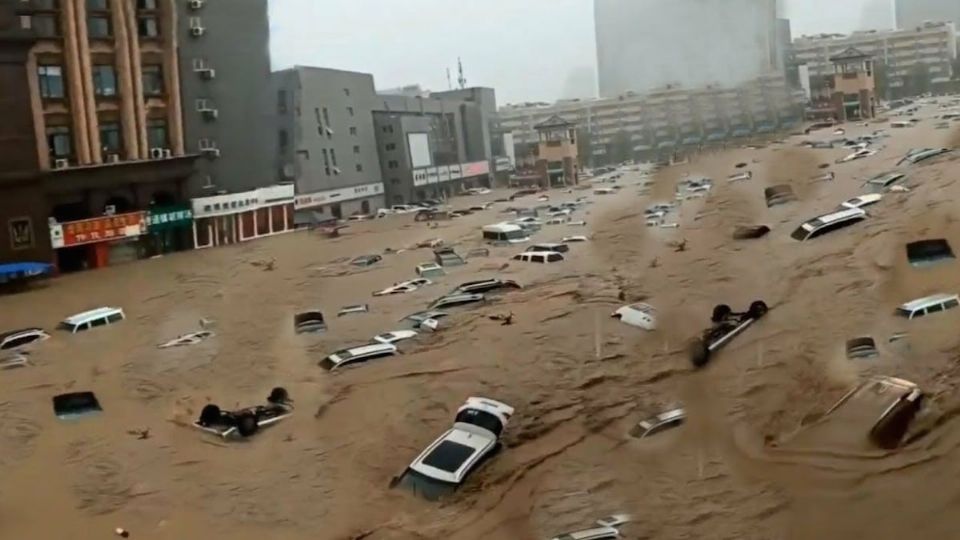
278,90 -> 287,114
355,163 -> 363,172
388,160 -> 398,169
106,313 -> 123,323
92,65 -> 116,97
142,65 -> 163,95
99,122 -> 122,153
87,0 -> 108,10
344,88 -> 350,96
382,125 -> 394,134
349,126 -> 357,136
353,145 -> 360,154
89,317 -> 108,328
390,178 -> 400,185
421,440 -> 474,472
87,16 -> 111,38
137,16 -> 159,38
322,149 -> 330,175
46,126 -> 72,158
278,129 -> 288,150
34,0 -> 58,9
385,143 -> 396,151
322,107 -> 330,126
347,106 -> 354,116
37,65 -> 65,99
147,119 -> 167,148
945,299 -> 960,310
330,149 -> 337,167
32,14 -> 59,37
136,0 -> 157,8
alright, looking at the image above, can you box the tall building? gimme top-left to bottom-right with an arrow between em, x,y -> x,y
792,22 -> 958,98
896,0 -> 960,32
594,0 -> 780,97
176,0 -> 273,195
0,0 -> 197,270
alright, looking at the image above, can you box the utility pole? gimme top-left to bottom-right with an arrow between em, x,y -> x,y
457,57 -> 466,89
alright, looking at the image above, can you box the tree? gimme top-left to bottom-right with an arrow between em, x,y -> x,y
903,63 -> 931,98
576,127 -> 593,168
873,61 -> 890,101
607,130 -> 633,164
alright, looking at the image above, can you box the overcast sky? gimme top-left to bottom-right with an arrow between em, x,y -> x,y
269,0 -> 873,105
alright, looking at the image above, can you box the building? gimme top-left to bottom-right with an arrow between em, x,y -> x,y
499,74 -> 803,166
521,115 -> 579,188
273,66 -> 388,223
793,22 -> 958,99
274,66 -> 506,215
176,0 -> 274,196
190,184 -> 294,249
896,0 -> 960,34
595,0 -> 780,97
0,0 -> 197,271
810,47 -> 877,122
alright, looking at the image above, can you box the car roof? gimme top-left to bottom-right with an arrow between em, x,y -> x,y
847,193 -> 882,203
551,525 -> 621,540
410,426 -> 492,483
63,307 -> 123,325
378,330 -> 417,339
656,408 -> 686,423
899,292 -> 959,311
336,342 -> 397,357
0,327 -> 45,341
801,208 -> 866,229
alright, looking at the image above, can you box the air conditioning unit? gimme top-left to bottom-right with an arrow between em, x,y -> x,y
201,147 -> 221,158
200,108 -> 219,120
53,158 -> 69,169
332,166 -> 341,175
106,153 -> 120,163
190,26 -> 205,37
162,149 -> 173,158
104,205 -> 116,216
149,147 -> 164,159
189,0 -> 205,9
198,68 -> 215,80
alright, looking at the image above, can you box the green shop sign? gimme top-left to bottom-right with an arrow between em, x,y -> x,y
147,205 -> 194,232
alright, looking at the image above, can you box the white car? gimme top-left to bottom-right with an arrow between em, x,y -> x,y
611,303 -> 657,330
466,187 -> 491,195
630,408 -> 686,438
0,328 -> 50,351
373,330 -> 418,345
512,216 -> 543,226
594,187 -> 617,195
416,262 -> 446,278
837,147 -> 877,163
158,330 -> 214,348
546,215 -> 571,225
562,235 -> 589,243
392,397 -> 514,500
319,342 -> 398,371
512,251 -> 564,263
373,278 -> 432,297
839,193 -> 882,210
550,515 -> 633,540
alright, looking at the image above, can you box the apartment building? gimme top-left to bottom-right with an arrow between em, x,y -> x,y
896,0 -> 960,33
793,22 -> 958,97
176,0 -> 273,195
0,0 -> 197,270
499,74 -> 802,165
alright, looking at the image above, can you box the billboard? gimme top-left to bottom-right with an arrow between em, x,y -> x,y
407,132 -> 431,168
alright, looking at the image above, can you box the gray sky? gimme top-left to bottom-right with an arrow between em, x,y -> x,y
269,0 -> 871,105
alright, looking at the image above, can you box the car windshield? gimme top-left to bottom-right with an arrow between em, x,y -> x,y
57,322 -> 79,332
894,307 -> 914,318
790,226 -> 810,241
395,467 -> 459,501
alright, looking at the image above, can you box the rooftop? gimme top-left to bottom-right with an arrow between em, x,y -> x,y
534,115 -> 576,130
900,293 -> 959,311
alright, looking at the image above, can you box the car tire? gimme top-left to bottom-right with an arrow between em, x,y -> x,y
199,404 -> 221,427
748,300 -> 769,319
236,412 -> 259,437
689,338 -> 711,368
711,304 -> 732,323
268,387 -> 289,404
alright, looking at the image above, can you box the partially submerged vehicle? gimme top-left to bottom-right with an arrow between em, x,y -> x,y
53,391 -> 103,420
839,193 -> 882,210
337,304 -> 370,317
0,328 -> 50,351
451,278 -> 521,295
373,278 -> 432,297
732,225 -> 771,240
373,330 -> 418,345
836,147 -> 877,163
392,397 -> 514,500
728,170 -> 752,182
351,254 -> 383,267
433,247 -> 466,268
895,293 -> 959,320
846,336 -> 879,359
320,342 -> 399,371
906,239 -> 955,267
526,242 -> 570,254
194,387 -> 293,439
790,208 -> 867,242
688,301 -> 769,368
416,262 -> 446,278
897,147 -> 950,166
821,376 -> 926,449
629,408 -> 686,439
429,292 -> 485,310
59,307 -> 125,334
482,223 -> 530,245
402,310 -> 449,329
158,330 -> 214,349
764,185 -> 796,207
562,235 -> 590,243
294,310 -> 326,334
549,514 -> 633,540
611,303 -> 657,330
863,171 -> 907,193
512,251 -> 565,263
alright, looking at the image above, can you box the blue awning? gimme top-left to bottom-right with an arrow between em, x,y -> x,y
0,262 -> 53,284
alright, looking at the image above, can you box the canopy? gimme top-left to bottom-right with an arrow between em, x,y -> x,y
0,262 -> 53,284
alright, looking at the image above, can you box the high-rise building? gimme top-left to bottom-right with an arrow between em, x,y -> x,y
896,0 -> 960,32
176,0 -> 273,195
594,0 -> 780,97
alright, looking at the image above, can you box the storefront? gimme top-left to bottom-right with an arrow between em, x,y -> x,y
49,212 -> 148,271
411,160 -> 490,201
293,181 -> 385,224
191,185 -> 295,249
146,204 -> 194,255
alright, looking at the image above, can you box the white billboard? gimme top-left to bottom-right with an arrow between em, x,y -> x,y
407,132 -> 431,168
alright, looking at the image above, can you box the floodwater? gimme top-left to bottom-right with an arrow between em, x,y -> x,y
3,101 -> 960,539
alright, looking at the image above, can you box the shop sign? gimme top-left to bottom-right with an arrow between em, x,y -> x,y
50,211 -> 146,249
147,205 -> 194,232
462,161 -> 490,177
294,182 -> 384,210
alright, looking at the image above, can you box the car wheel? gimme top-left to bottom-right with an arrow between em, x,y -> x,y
748,300 -> 769,319
268,387 -> 290,404
199,404 -> 222,426
689,338 -> 711,368
869,391 -> 924,449
236,412 -> 259,437
711,304 -> 732,323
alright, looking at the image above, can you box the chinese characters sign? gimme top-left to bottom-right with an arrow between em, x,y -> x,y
147,205 -> 193,232
50,212 -> 146,249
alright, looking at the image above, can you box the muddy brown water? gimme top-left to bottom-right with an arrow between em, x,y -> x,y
3,105 -> 960,539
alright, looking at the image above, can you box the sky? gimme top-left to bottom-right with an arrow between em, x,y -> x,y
268,0 -> 874,105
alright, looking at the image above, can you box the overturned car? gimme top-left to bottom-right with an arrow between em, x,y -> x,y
194,387 -> 294,439
688,300 -> 768,368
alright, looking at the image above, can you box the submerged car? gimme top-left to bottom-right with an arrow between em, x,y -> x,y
158,330 -> 214,348
905,239 -> 955,267
320,342 -> 398,371
451,278 -> 521,295
819,376 -> 927,449
429,292 -> 485,310
863,172 -> 907,193
0,328 -> 50,351
611,303 -> 657,330
688,301 -> 769,368
790,208 -> 867,242
764,185 -> 796,207
373,278 -> 432,296
897,147 -> 950,166
629,408 -> 686,438
351,254 -> 383,267
194,387 -> 293,439
391,397 -> 514,500
294,310 -> 326,333
839,193 -> 882,210
373,330 -> 418,345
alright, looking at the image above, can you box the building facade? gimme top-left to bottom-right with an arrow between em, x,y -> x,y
896,0 -> 960,33
499,74 -> 803,166
793,22 -> 958,98
1,0 -> 197,271
595,0 -> 780,97
176,0 -> 274,196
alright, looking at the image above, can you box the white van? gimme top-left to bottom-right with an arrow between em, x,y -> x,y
59,307 -> 125,333
482,223 -> 529,244
790,208 -> 866,241
512,251 -> 564,263
895,293 -> 960,320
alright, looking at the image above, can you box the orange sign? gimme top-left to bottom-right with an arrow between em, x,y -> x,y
51,211 -> 147,249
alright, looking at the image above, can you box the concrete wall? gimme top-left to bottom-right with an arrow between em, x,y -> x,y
177,0 -> 274,195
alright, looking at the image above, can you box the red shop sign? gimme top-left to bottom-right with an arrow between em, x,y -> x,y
52,211 -> 147,248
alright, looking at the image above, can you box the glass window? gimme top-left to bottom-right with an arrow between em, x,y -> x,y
92,65 -> 117,97
137,16 -> 159,38
87,16 -> 111,38
37,65 -> 65,99
343,88 -> 350,96
349,126 -> 357,135
355,163 -> 362,172
347,106 -> 354,116
87,0 -> 108,10
944,299 -> 960,310
322,107 -> 330,126
330,149 -> 337,167
926,303 -> 944,314
99,122 -> 122,153
353,145 -> 360,153
106,313 -> 124,323
46,126 -> 72,158
136,0 -> 157,8
142,65 -> 163,95
32,14 -> 59,37
147,119 -> 168,148
277,90 -> 287,114
89,317 -> 108,328
278,129 -> 288,150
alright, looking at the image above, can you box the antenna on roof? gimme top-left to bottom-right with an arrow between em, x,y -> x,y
446,67 -> 452,90
457,57 -> 466,89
